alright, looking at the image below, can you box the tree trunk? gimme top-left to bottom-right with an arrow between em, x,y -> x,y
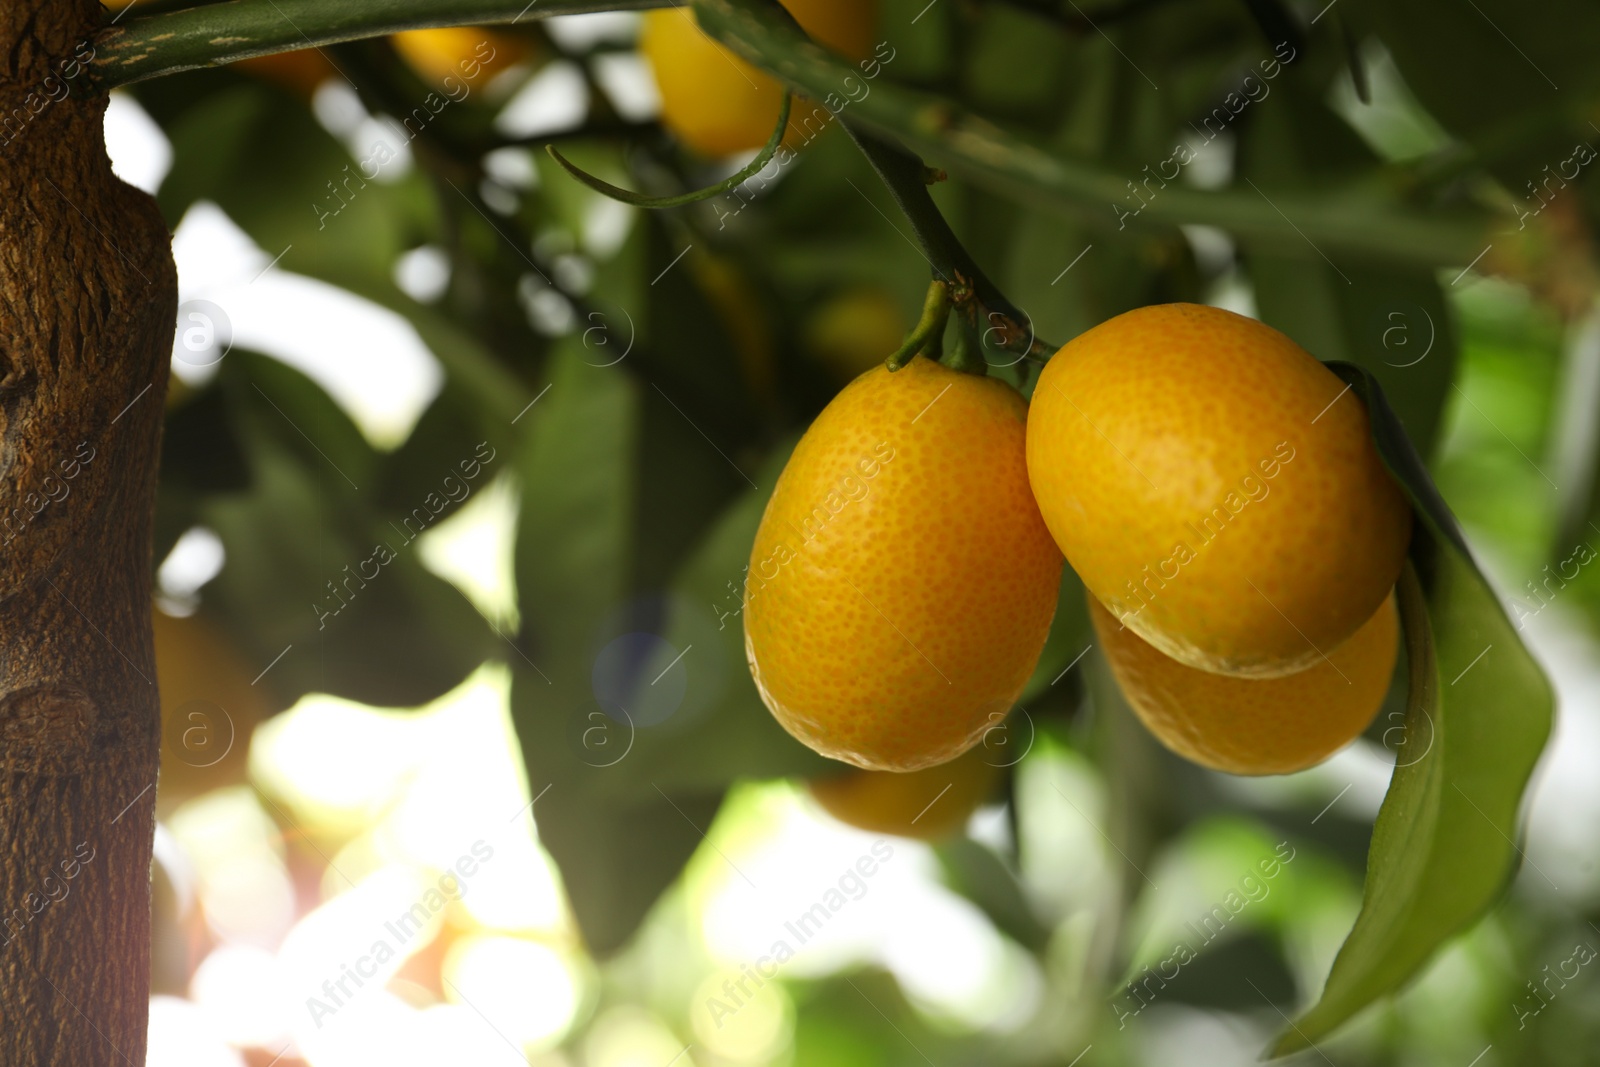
0,2 -> 176,1064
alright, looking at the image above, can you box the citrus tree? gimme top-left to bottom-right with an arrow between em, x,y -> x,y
0,0 -> 1590,1063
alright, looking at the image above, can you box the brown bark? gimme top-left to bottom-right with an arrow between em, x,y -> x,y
0,2 -> 176,1064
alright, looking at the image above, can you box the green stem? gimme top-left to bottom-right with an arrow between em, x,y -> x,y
944,314 -> 987,375
887,280 -> 951,371
93,0 -> 675,88
845,125 -> 1048,359
692,0 -> 1495,269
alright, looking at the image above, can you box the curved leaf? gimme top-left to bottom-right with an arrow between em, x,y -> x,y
1271,363 -> 1554,1055
546,93 -> 793,209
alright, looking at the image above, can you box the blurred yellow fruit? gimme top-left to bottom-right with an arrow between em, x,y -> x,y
809,744 -> 1002,839
232,50 -> 337,99
154,609 -> 274,806
640,0 -> 880,156
392,28 -> 532,87
1089,590 -> 1399,775
744,358 -> 1063,771
1027,303 -> 1411,678
804,288 -> 909,384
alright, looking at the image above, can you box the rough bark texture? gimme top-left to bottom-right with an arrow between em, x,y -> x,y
0,2 -> 176,1064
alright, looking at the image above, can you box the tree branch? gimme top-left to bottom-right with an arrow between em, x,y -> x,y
93,0 -> 676,88
692,0 -> 1495,270
845,125 -> 1049,359
94,0 -> 1494,270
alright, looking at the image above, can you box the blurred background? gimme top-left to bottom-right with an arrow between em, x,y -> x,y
105,0 -> 1600,1064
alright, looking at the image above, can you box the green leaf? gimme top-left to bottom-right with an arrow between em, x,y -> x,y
507,341 -> 831,954
196,353 -> 496,710
529,787 -> 723,960
1017,565 -> 1090,705
935,838 -> 1052,953
1270,363 -> 1553,1056
509,339 -> 689,956
616,442 -> 836,794
506,339 -> 773,955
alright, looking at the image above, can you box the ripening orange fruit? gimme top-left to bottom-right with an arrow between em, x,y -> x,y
809,744 -> 1001,839
804,288 -> 910,385
391,28 -> 532,87
640,0 -> 880,156
744,358 -> 1063,771
154,610 -> 275,808
1027,303 -> 1411,678
232,51 -> 337,99
1089,590 -> 1399,775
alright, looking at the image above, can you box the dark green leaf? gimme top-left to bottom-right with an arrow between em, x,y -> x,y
529,787 -> 723,960
1017,565 -> 1090,704
618,442 -> 836,793
198,353 -> 495,709
509,339 -> 691,955
935,838 -> 1052,953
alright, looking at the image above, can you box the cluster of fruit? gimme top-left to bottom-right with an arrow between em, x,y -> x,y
747,304 -> 1412,835
616,3 -> 1414,832
165,3 -> 1412,837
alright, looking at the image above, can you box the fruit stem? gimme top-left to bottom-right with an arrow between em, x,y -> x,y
944,313 -> 987,376
886,280 -> 951,371
842,124 -> 1053,363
